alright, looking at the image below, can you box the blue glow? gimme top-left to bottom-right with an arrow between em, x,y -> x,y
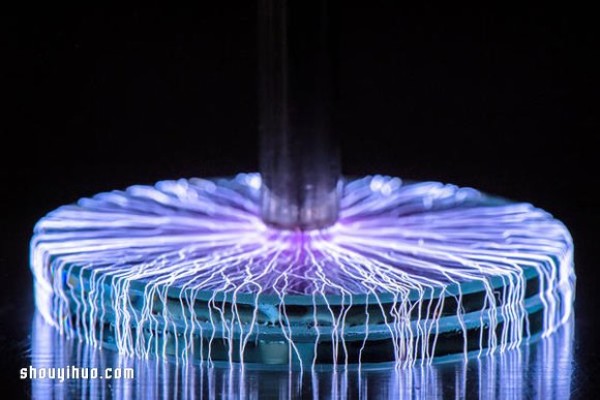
30,174 -> 575,369
29,312 -> 575,399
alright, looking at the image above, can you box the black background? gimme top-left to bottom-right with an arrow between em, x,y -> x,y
2,3 -> 598,397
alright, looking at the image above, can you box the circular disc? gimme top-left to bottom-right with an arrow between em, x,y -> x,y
30,174 -> 575,368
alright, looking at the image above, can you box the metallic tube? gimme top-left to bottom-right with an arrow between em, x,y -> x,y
258,0 -> 341,230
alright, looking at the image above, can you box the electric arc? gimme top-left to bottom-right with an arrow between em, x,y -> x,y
29,0 -> 575,370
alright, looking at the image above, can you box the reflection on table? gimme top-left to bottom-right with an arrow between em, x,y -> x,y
29,312 -> 574,399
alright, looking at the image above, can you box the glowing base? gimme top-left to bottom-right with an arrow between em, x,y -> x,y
30,174 -> 575,369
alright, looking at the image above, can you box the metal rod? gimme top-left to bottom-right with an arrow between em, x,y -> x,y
258,0 -> 341,230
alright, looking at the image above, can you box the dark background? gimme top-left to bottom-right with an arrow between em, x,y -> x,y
2,3 -> 598,397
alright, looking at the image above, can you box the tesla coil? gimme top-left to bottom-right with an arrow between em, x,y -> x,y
29,0 -> 575,370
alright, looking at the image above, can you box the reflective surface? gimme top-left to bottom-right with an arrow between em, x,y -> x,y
25,312 -> 575,399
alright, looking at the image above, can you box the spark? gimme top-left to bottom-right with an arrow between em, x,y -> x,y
29,308 -> 576,399
30,174 -> 575,369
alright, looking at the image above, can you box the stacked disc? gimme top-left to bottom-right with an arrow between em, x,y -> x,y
31,174 -> 575,368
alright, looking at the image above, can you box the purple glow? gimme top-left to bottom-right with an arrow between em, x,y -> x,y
30,174 -> 575,368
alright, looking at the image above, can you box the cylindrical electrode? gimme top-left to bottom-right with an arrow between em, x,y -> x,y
258,0 -> 341,230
